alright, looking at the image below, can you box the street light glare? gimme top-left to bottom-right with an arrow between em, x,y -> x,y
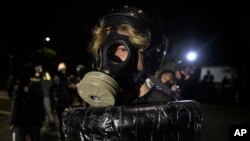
186,51 -> 197,61
45,37 -> 50,42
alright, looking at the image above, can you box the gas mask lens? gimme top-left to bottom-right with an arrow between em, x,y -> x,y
108,43 -> 129,63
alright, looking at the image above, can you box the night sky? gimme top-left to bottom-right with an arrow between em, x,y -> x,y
1,0 -> 250,79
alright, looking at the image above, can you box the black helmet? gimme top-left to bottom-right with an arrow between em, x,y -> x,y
76,64 -> 87,75
103,5 -> 168,75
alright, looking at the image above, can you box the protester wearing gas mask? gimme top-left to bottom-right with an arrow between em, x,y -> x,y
63,6 -> 202,141
77,6 -> 180,107
51,62 -> 73,141
158,69 -> 181,98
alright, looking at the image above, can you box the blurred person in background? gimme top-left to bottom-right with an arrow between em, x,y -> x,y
68,64 -> 88,106
9,63 -> 45,141
38,66 -> 56,131
7,75 -> 20,101
222,73 -> 234,104
199,70 -> 215,102
51,62 -> 73,141
158,69 -> 181,97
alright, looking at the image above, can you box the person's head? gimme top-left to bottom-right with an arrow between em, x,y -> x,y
93,6 -> 168,81
57,62 -> 67,74
159,69 -> 175,85
175,70 -> 182,80
91,19 -> 148,65
34,65 -> 43,76
76,64 -> 86,76
78,5 -> 168,107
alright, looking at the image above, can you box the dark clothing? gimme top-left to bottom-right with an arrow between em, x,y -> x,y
52,74 -> 73,108
132,85 -> 178,105
70,74 -> 84,105
12,125 -> 41,141
10,81 -> 45,141
7,78 -> 19,100
51,72 -> 73,141
10,83 -> 45,128
180,77 -> 198,100
176,78 -> 186,98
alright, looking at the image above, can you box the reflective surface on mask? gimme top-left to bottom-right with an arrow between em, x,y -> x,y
113,45 -> 129,62
77,71 -> 118,107
63,100 -> 202,141
107,43 -> 129,63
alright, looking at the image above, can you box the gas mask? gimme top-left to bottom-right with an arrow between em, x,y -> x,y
77,31 -> 139,107
77,6 -> 168,107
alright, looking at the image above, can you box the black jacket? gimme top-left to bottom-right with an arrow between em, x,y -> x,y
10,81 -> 45,128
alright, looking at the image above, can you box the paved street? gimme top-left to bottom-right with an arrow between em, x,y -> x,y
1,91 -> 250,141
200,104 -> 250,141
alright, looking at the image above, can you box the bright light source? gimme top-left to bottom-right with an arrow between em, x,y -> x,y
186,51 -> 197,61
45,37 -> 50,42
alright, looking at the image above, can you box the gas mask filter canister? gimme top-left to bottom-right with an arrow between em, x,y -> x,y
77,71 -> 118,107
